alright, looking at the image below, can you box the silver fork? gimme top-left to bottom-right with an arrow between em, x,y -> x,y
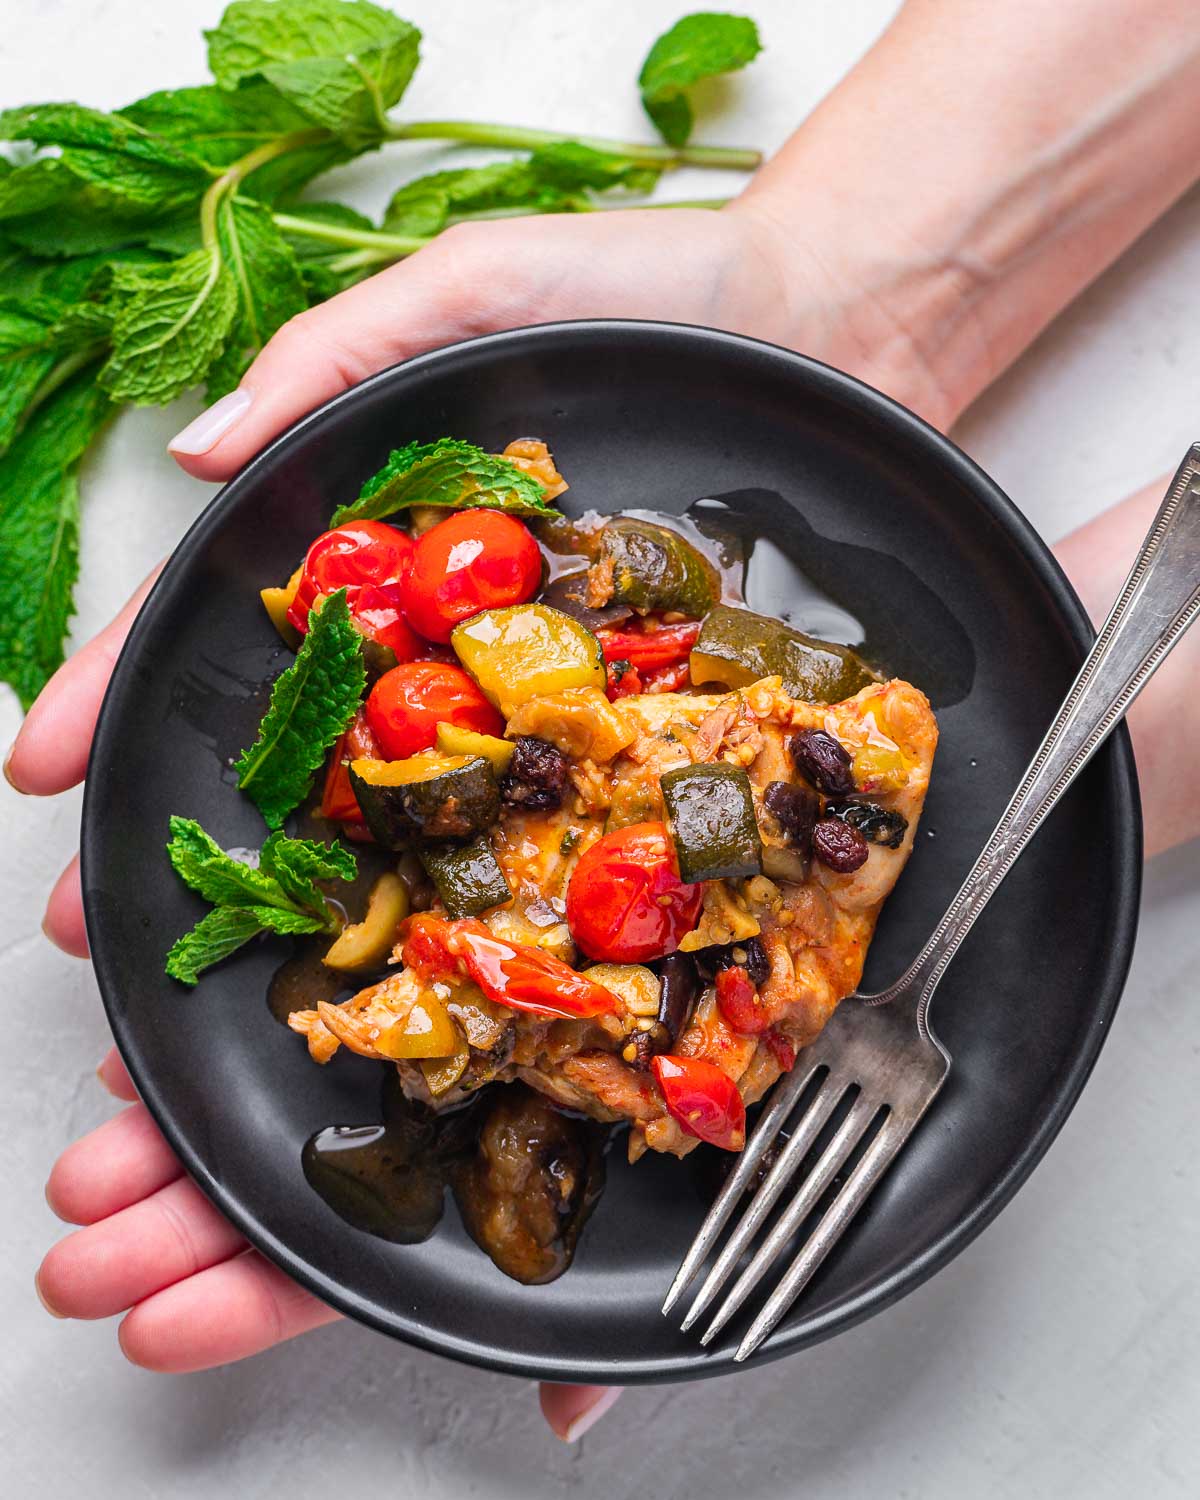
663,444 -> 1200,1362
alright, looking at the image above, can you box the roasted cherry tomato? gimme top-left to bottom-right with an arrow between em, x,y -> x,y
641,660 -> 692,694
402,915 -> 619,1019
605,659 -> 643,700
288,520 -> 414,631
350,582 -> 424,661
651,1054 -> 746,1152
366,661 -> 504,760
715,965 -> 772,1035
763,1028 -> 796,1072
398,509 -> 542,644
595,619 -> 701,673
320,708 -> 381,822
566,821 -> 702,964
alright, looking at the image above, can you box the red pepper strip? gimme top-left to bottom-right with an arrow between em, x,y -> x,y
605,660 -> 643,700
641,660 -> 691,694
402,914 -> 620,1020
764,1028 -> 796,1072
715,965 -> 772,1035
651,1053 -> 746,1152
595,620 -> 701,673
319,709 -> 382,824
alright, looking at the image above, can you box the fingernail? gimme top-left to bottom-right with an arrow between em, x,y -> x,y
561,1387 -> 622,1443
3,743 -> 26,793
96,1062 -> 120,1098
168,388 -> 253,456
34,1271 -> 66,1319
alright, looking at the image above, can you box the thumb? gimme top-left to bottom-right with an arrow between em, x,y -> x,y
538,1382 -> 623,1442
167,222 -> 531,482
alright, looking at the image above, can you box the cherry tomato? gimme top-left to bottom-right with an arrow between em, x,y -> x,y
651,1054 -> 746,1152
320,709 -> 381,822
288,520 -> 414,631
566,822 -> 702,964
595,619 -> 701,673
402,915 -> 619,1019
351,582 -> 424,661
605,660 -> 643,700
642,660 -> 692,694
366,661 -> 503,760
715,965 -> 772,1034
398,509 -> 542,643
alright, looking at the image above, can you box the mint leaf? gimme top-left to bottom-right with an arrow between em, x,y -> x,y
167,814 -> 306,911
639,13 -> 761,147
260,829 -> 357,921
99,248 -> 238,405
332,437 -> 557,525
206,0 -> 421,148
166,903 -> 324,985
208,196 -> 308,398
0,368 -> 110,708
121,83 -> 351,200
0,299 -> 60,456
526,142 -> 660,196
234,588 -> 365,828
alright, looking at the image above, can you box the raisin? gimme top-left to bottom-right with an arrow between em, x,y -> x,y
812,816 -> 869,873
693,935 -> 770,988
500,736 -> 568,812
788,728 -> 855,797
825,800 -> 908,849
762,780 -> 819,848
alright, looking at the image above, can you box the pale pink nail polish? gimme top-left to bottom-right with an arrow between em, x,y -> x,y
562,1387 -> 622,1443
168,388 -> 253,456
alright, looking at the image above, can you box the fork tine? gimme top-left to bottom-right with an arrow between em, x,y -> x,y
733,1110 -> 914,1360
661,1058 -> 821,1316
678,1071 -> 847,1331
699,1093 -> 880,1346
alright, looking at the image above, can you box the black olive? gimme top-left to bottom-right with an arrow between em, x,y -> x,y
762,780 -> 819,848
500,736 -> 569,812
788,728 -> 855,797
654,952 -> 700,1042
824,800 -> 908,849
812,817 -> 869,872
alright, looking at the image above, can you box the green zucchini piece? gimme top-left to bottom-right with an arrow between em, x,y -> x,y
593,517 -> 718,617
451,604 -> 605,716
349,753 -> 499,847
660,763 -> 763,883
690,604 -> 877,704
435,722 -> 515,775
419,835 -> 512,917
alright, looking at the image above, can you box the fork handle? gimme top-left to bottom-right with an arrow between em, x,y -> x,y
869,444 -> 1200,1031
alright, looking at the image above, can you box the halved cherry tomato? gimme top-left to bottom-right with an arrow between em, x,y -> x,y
595,619 -> 701,673
398,510 -> 542,644
288,520 -> 414,632
566,822 -> 702,964
763,1028 -> 796,1072
715,965 -> 772,1035
350,582 -> 424,661
651,1054 -> 746,1152
366,661 -> 504,760
402,914 -> 619,1019
320,709 -> 381,822
642,660 -> 692,694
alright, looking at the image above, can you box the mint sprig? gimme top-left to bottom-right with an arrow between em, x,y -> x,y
331,437 -> 557,526
165,816 -> 356,984
0,1 -> 762,709
234,588 -> 365,829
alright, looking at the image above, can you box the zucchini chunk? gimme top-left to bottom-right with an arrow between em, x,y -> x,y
435,722 -> 516,775
451,604 -> 605,716
660,762 -> 763,883
419,835 -> 513,918
592,517 -> 718,617
349,752 -> 499,847
690,604 -> 877,704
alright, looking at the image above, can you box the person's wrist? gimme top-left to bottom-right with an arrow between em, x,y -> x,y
726,188 -> 978,434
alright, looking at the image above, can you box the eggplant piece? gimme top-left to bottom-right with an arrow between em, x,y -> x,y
660,762 -> 763,883
591,517 -> 718,618
537,570 -> 635,631
690,604 -> 877,703
349,753 -> 499,847
655,952 -> 700,1043
419,835 -> 512,918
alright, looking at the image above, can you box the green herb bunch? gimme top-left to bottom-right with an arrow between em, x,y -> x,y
0,2 -> 761,711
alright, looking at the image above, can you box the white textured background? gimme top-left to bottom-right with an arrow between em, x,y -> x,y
2,3 -> 1198,1496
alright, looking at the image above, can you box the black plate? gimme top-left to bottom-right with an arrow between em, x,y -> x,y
82,322 -> 1141,1383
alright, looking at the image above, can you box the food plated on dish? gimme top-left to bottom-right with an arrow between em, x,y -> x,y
164,429 -> 936,1283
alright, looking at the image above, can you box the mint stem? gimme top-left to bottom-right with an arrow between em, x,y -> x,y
382,119 -> 761,171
